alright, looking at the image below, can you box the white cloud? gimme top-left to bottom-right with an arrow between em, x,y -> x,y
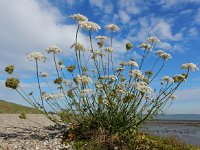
118,10 -> 131,24
150,18 -> 182,41
165,87 -> 200,114
64,0 -> 75,5
188,27 -> 198,37
118,0 -> 141,15
104,3 -> 114,14
194,8 -> 200,25
175,88 -> 200,102
0,0 -> 88,75
158,42 -> 172,50
130,17 -> 183,43
0,0 -> 92,105
89,0 -> 104,8
180,9 -> 193,15
157,42 -> 185,53
89,0 -> 113,14
159,0 -> 200,9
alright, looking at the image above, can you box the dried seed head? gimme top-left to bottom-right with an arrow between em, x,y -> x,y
5,78 -> 20,89
5,65 -> 14,74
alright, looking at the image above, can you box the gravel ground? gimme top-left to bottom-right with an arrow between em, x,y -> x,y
0,114 -> 72,150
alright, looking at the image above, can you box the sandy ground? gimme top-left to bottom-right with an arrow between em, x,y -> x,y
0,114 -> 71,150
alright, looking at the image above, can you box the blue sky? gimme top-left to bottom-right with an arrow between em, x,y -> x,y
0,0 -> 200,114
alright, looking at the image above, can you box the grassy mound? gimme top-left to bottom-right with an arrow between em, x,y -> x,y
0,100 -> 42,114
62,126 -> 199,150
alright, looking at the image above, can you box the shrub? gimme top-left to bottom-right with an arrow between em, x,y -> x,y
4,13 -> 199,147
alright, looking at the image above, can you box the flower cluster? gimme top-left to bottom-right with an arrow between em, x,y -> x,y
39,72 -> 49,78
95,35 -> 109,41
104,47 -> 114,53
57,65 -> 65,69
173,74 -> 186,83
5,65 -> 14,74
46,45 -> 62,54
139,43 -> 152,50
162,76 -> 174,83
80,21 -> 101,31
128,60 -> 138,67
155,50 -> 165,56
70,13 -> 88,22
181,63 -> 199,72
5,78 -> 20,89
160,53 -> 172,60
93,50 -> 104,57
155,50 -> 172,60
126,42 -> 133,51
27,52 -> 46,62
54,77 -> 63,84
104,75 -> 118,82
106,24 -> 120,32
76,75 -> 93,84
148,36 -> 160,43
67,65 -> 76,72
133,82 -> 153,94
42,92 -> 64,100
129,70 -> 143,79
71,43 -> 86,52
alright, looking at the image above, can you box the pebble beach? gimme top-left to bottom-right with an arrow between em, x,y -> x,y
0,114 -> 71,150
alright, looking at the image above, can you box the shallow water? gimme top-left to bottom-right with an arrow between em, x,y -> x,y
143,120 -> 200,146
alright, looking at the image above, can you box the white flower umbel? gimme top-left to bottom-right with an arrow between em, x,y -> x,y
70,43 -> 86,52
127,60 -> 138,67
104,75 -> 118,82
95,35 -> 109,41
39,72 -> 49,78
42,93 -> 64,100
80,21 -> 101,31
181,63 -> 199,72
160,52 -> 172,60
129,70 -> 143,79
139,43 -> 152,50
46,45 -> 62,54
93,50 -> 105,57
104,47 -> 114,53
70,13 -> 88,22
57,65 -> 65,69
109,75 -> 118,82
50,93 -> 65,100
155,50 -> 165,56
106,24 -> 120,32
133,82 -> 154,94
27,52 -> 46,62
76,75 -> 93,85
148,36 -> 160,44
162,76 -> 174,83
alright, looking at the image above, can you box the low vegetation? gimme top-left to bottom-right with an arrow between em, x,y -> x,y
62,125 -> 199,150
0,100 -> 42,114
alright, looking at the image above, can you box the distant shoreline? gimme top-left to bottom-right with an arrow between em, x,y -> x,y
149,119 -> 200,126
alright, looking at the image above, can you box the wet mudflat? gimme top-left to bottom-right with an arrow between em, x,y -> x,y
144,120 -> 200,146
